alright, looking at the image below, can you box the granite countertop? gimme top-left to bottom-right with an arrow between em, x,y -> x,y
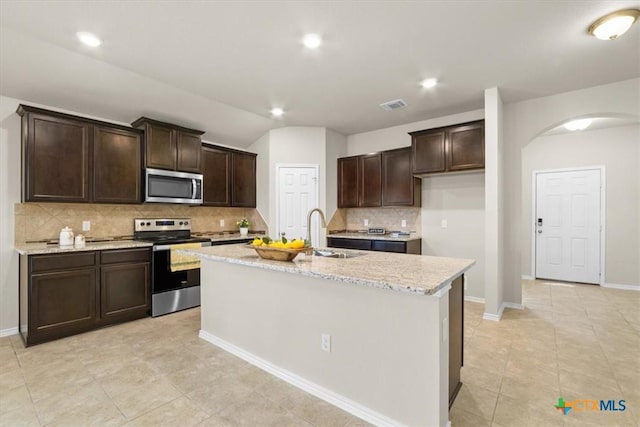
179,244 -> 474,296
192,232 -> 262,243
14,240 -> 153,255
327,232 -> 422,242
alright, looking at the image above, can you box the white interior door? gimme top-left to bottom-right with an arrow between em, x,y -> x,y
278,166 -> 318,242
535,169 -> 601,284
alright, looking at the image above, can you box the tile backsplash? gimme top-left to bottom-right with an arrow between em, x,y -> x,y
328,207 -> 421,234
15,203 -> 268,242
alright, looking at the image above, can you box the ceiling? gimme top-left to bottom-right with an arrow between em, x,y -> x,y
1,1 -> 639,147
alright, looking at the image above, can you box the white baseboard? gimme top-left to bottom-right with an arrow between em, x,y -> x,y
521,275 -> 534,280
464,296 -> 485,304
503,302 -> 524,310
0,327 -> 18,338
199,330 -> 401,427
483,303 -> 504,321
602,282 -> 640,292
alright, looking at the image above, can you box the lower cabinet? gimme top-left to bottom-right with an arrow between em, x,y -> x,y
19,248 -> 151,346
326,237 -> 421,254
449,275 -> 464,407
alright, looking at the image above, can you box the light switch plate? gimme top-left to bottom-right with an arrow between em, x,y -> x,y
219,219 -> 225,227
364,219 -> 369,226
441,219 -> 448,229
82,221 -> 91,231
401,220 -> 407,228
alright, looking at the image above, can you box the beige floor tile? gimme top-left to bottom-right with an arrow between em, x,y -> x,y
0,383 -> 33,415
186,373 -> 255,416
559,368 -> 622,397
26,364 -> 95,402
449,406 -> 491,427
289,397 -> 361,427
45,398 -> 126,427
493,393 -> 564,427
460,365 -> 503,393
33,381 -> 112,425
499,375 -> 559,402
0,404 -> 40,427
112,377 -> 183,420
503,357 -> 560,389
450,383 -> 498,422
125,396 -> 209,427
98,361 -> 161,398
0,369 -> 26,391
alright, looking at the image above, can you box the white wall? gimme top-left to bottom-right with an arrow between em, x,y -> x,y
503,78 -> 640,304
522,124 -> 640,286
346,109 -> 487,299
325,129 -> 347,220
250,132 -> 271,229
421,174 -> 485,298
0,97 -> 22,334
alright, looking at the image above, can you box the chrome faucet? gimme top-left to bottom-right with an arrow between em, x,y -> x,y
306,208 -> 327,247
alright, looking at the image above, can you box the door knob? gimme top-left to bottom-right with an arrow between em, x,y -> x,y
537,230 -> 542,234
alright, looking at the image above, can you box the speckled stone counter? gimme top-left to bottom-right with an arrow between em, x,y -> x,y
327,232 -> 421,242
14,240 -> 153,255
179,243 -> 473,295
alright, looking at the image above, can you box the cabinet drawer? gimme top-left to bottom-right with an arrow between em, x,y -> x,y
101,248 -> 151,265
372,240 -> 406,253
327,238 -> 372,251
31,252 -> 97,273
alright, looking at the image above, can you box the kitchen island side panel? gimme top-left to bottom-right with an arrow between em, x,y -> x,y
199,258 -> 450,427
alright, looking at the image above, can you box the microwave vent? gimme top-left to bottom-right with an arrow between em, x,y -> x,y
379,99 -> 407,111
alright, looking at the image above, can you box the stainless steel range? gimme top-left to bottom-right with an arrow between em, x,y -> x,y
133,218 -> 211,317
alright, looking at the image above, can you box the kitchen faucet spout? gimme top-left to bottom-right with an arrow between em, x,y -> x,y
306,208 -> 327,247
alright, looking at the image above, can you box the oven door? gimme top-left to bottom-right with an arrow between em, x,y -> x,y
151,241 -> 211,294
146,168 -> 203,204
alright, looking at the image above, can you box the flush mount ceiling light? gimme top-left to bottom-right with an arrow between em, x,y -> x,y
302,33 -> 322,49
76,31 -> 102,47
270,107 -> 284,117
563,118 -> 592,131
588,9 -> 640,40
420,78 -> 438,89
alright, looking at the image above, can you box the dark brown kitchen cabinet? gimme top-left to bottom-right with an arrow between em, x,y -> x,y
359,153 -> 382,207
93,126 -> 142,203
382,147 -> 421,206
99,248 -> 150,325
231,151 -> 257,207
19,248 -> 151,347
19,108 -> 91,202
202,145 -> 231,206
449,275 -> 464,407
327,237 -> 421,254
338,156 -> 359,208
410,120 -> 484,175
132,117 -> 204,173
17,105 -> 143,204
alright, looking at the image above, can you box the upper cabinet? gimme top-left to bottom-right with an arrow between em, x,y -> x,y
382,147 -> 421,207
337,148 -> 420,208
410,120 -> 484,174
201,144 -> 256,208
18,105 -> 142,204
131,117 -> 204,173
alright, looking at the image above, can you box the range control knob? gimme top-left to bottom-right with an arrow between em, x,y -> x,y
140,222 -> 145,227
146,222 -> 151,226
179,221 -> 184,225
184,221 -> 189,226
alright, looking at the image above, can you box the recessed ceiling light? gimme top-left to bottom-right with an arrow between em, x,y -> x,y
76,31 -> 102,47
588,9 -> 640,40
563,118 -> 592,131
270,107 -> 284,117
420,78 -> 438,89
302,33 -> 322,49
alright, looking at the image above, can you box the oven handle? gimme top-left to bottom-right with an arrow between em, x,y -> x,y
153,241 -> 212,251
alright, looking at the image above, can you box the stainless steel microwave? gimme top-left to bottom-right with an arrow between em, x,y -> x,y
145,168 -> 203,204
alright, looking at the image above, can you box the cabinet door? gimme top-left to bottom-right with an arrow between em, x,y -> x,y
25,113 -> 91,202
30,268 -> 97,343
359,153 -> 382,207
411,129 -> 446,174
176,131 -> 202,173
337,157 -> 359,208
448,122 -> 485,171
382,147 -> 420,206
202,146 -> 231,206
231,152 -> 256,207
100,262 -> 150,324
371,240 -> 406,253
327,238 -> 372,251
93,126 -> 142,203
449,275 -> 464,407
145,123 -> 176,170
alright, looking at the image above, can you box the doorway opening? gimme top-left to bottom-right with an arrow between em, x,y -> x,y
531,166 -> 605,285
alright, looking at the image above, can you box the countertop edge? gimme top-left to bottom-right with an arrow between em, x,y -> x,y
14,241 -> 154,255
327,233 -> 422,242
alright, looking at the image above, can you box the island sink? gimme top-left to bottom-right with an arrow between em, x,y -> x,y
313,248 -> 365,259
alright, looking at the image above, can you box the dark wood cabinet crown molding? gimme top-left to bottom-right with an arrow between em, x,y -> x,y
17,105 -> 143,134
130,117 -> 204,136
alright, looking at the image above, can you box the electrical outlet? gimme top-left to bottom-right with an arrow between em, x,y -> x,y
219,219 -> 225,227
82,221 -> 91,231
321,333 -> 331,352
364,219 -> 369,227
441,219 -> 448,229
401,219 -> 407,228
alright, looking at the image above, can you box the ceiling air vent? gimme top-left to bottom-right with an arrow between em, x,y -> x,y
379,99 -> 407,111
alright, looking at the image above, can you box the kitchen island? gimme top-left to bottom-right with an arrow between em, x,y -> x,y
180,244 -> 474,427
